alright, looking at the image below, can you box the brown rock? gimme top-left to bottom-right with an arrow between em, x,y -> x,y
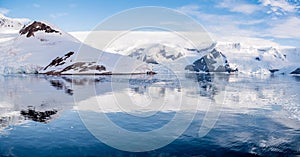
19,21 -> 60,38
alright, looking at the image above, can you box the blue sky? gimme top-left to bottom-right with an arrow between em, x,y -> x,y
1,0 -> 300,46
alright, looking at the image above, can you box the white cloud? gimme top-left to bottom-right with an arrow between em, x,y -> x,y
268,17 -> 300,38
159,21 -> 182,26
260,0 -> 297,13
178,4 -> 263,26
50,12 -> 68,19
69,3 -> 77,8
217,0 -> 262,14
178,5 -> 234,23
0,8 -> 10,15
177,5 -> 200,17
239,19 -> 265,25
33,3 -> 40,8
177,5 -> 262,37
230,4 -> 261,14
14,18 -> 31,24
177,3 -> 300,45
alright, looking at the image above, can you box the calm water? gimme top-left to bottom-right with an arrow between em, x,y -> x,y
0,73 -> 299,156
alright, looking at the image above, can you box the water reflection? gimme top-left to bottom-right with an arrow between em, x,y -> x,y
1,74 -> 298,127
20,107 -> 57,123
293,75 -> 300,82
0,74 -> 299,156
49,79 -> 73,95
185,73 -> 229,98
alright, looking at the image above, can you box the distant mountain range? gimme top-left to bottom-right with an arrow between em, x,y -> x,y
0,13 -> 25,30
0,13 -> 299,75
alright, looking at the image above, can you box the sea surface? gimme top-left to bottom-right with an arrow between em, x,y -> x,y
0,73 -> 299,156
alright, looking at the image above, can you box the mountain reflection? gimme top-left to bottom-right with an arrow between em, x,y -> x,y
293,76 -> 300,82
20,106 -> 57,123
1,73 -> 298,132
185,73 -> 229,98
49,80 -> 73,95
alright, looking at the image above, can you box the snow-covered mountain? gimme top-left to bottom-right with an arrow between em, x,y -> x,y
114,42 -> 235,73
0,20 -> 80,74
77,31 -> 297,75
216,42 -> 300,75
185,49 -> 237,73
0,13 -> 29,43
0,20 -> 152,75
0,14 -> 27,31
0,13 -> 299,76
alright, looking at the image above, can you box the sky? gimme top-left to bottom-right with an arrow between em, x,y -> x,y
1,0 -> 300,46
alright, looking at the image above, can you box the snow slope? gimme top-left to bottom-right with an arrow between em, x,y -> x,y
0,13 -> 29,43
71,31 -> 230,73
0,14 -> 298,76
216,42 -> 300,75
0,21 -> 151,75
0,21 -> 81,74
70,31 -> 299,75
0,13 -> 28,31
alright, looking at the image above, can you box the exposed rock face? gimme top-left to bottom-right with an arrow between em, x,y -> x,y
185,49 -> 236,73
40,51 -> 107,75
43,51 -> 74,71
269,69 -> 279,73
43,62 -> 107,75
59,62 -> 106,73
19,21 -> 60,37
20,108 -> 57,123
291,68 -> 300,74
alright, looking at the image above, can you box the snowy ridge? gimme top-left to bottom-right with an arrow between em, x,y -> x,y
0,20 -> 81,74
126,43 -> 187,64
0,14 -> 299,75
90,30 -> 299,75
0,20 -> 152,75
216,42 -> 300,75
0,13 -> 30,43
0,13 -> 29,31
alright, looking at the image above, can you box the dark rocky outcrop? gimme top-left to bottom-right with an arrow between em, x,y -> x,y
41,51 -> 108,75
43,62 -> 106,75
146,71 -> 157,75
185,49 -> 237,73
49,79 -> 73,95
269,69 -> 279,73
19,21 -> 60,38
60,62 -> 106,73
20,107 -> 57,123
291,68 -> 300,74
43,51 -> 74,71
62,76 -> 107,85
